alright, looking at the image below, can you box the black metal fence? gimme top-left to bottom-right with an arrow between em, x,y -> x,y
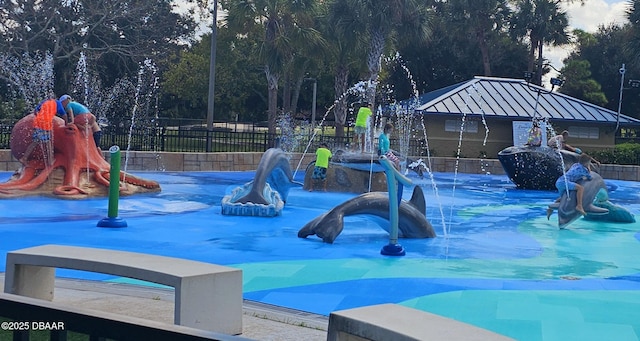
0,122 -> 430,156
2,120 -> 639,163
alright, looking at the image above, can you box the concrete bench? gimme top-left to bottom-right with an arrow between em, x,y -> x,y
327,303 -> 515,341
3,244 -> 242,335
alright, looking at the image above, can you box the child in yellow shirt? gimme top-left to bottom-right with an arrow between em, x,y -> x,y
310,143 -> 332,191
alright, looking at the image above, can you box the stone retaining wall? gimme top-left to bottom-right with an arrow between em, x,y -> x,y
1,150 -> 638,181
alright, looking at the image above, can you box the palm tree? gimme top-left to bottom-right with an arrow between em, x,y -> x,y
511,0 -> 570,85
334,0 -> 431,105
446,0 -> 511,76
627,0 -> 640,65
222,0 -> 322,135
323,0 -> 368,137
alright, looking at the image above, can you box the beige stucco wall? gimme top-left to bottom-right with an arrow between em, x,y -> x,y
422,117 -> 617,158
422,117 -> 513,158
1,149 -> 638,181
548,122 -> 617,151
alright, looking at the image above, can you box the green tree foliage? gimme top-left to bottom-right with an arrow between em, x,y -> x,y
162,29 -> 266,122
558,59 -> 608,106
0,0 -> 199,94
322,0 -> 374,136
627,0 -> 640,65
334,0 -> 431,104
221,0 -> 323,135
564,26 -> 640,118
511,0 -> 571,85
393,4 -> 528,97
445,0 -> 512,76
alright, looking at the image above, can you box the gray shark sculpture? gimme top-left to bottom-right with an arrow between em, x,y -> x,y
548,172 -> 609,228
237,148 -> 299,205
298,186 -> 436,243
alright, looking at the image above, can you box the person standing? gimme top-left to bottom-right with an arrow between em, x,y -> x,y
309,143 -> 332,192
353,102 -> 372,153
59,94 -> 103,148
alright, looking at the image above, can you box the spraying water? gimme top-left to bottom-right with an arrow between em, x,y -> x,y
124,59 -> 159,177
0,51 -> 55,111
71,51 -> 93,184
293,80 -> 375,177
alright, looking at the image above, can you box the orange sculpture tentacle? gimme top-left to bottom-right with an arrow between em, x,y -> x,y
0,114 -> 160,198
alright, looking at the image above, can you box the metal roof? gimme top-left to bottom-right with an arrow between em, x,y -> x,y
414,76 -> 640,126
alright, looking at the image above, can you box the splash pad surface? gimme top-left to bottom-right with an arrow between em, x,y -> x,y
1,170 -> 639,341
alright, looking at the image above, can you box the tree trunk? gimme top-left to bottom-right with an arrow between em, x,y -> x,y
333,64 -> 350,138
266,67 -> 279,136
536,38 -> 544,86
290,74 -> 305,119
282,72 -> 291,114
367,29 -> 386,105
476,28 -> 492,76
527,35 -> 537,73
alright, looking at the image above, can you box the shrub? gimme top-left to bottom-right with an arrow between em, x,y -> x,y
588,143 -> 640,165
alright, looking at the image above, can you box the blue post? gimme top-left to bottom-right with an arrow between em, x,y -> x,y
97,146 -> 128,228
379,156 -> 412,256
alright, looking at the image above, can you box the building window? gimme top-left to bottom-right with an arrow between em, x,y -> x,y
445,119 -> 478,133
568,126 -> 599,139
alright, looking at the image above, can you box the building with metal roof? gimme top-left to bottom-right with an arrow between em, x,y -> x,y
408,76 -> 640,158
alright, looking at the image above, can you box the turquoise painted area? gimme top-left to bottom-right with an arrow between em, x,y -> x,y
404,291 -> 640,341
1,171 -> 639,341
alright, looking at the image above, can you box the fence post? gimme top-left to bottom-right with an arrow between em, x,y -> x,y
160,126 -> 166,151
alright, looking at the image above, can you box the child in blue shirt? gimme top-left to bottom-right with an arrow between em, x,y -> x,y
549,153 -> 594,217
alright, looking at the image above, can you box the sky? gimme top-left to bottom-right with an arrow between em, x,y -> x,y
546,0 -> 631,76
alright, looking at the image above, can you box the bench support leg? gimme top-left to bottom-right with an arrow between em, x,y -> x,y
176,271 -> 243,335
4,265 -> 55,301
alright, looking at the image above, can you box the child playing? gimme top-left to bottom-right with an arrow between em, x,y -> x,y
353,102 -> 372,153
378,123 -> 404,205
20,98 -> 67,166
378,123 -> 400,169
525,120 -> 542,147
547,153 -> 594,218
59,94 -> 103,148
309,143 -> 332,191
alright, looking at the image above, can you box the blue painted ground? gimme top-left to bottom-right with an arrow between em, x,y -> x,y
1,170 -> 639,341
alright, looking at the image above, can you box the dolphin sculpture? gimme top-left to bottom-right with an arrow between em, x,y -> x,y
237,148 -> 299,205
584,188 -> 636,223
549,172 -> 609,228
298,186 -> 436,243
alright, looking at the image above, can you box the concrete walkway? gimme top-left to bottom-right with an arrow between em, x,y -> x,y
0,274 -> 328,341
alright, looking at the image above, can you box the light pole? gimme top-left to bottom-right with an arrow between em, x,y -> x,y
304,78 -> 317,130
206,1 -> 218,152
523,70 -> 565,121
615,64 -> 640,133
616,64 -> 626,133
523,70 -> 564,146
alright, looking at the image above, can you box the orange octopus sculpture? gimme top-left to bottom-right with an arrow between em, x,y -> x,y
0,114 -> 160,198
